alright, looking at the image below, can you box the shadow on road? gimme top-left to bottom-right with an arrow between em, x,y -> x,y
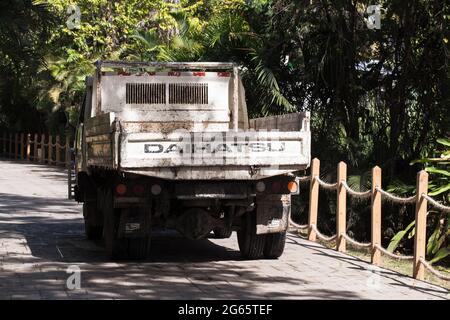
0,191 -> 365,299
0,192 -> 244,264
0,192 -> 78,214
1,190 -> 446,299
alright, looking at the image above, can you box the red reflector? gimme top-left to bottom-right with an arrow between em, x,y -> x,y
271,181 -> 281,193
217,72 -> 231,77
287,181 -> 298,193
168,71 -> 181,77
132,184 -> 145,196
193,71 -> 205,77
116,184 -> 127,196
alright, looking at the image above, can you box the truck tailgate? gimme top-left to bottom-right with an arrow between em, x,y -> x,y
119,131 -> 310,180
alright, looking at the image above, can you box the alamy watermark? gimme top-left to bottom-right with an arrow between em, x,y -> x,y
366,5 -> 382,30
66,4 -> 81,30
365,265 -> 383,290
66,265 -> 81,290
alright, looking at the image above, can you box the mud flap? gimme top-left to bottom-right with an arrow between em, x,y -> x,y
256,194 -> 290,235
117,205 -> 152,239
83,200 -> 103,227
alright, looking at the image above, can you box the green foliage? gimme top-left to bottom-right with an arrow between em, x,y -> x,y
387,220 -> 415,253
415,138 -> 450,200
0,0 -> 58,132
42,0 -> 203,129
388,138 -> 450,264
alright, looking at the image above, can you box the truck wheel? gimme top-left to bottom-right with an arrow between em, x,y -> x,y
84,219 -> 103,240
264,232 -> 286,259
83,202 -> 103,240
103,207 -> 127,260
237,211 -> 266,259
127,237 -> 151,260
104,205 -> 151,260
213,226 -> 232,239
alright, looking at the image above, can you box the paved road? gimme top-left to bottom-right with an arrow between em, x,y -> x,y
0,159 -> 448,300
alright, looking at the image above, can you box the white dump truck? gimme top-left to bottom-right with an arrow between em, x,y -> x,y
73,60 -> 310,260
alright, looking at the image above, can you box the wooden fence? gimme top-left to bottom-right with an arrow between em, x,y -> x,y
0,132 -> 76,199
0,132 -> 72,166
292,158 -> 450,282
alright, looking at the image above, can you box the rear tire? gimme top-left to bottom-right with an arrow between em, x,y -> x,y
237,211 -> 266,259
127,237 -> 151,260
103,206 -> 127,260
102,190 -> 151,260
213,226 -> 233,239
264,232 -> 286,259
83,202 -> 103,240
104,210 -> 151,260
84,219 -> 103,240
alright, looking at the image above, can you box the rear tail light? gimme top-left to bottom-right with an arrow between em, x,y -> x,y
217,72 -> 231,77
115,184 -> 127,196
287,181 -> 298,193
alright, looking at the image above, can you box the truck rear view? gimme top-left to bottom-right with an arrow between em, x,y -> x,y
74,61 -> 310,260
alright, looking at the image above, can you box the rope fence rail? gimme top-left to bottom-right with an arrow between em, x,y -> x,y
310,224 -> 337,242
422,194 -> 450,213
289,158 -> 450,282
375,187 -> 417,204
342,233 -> 372,248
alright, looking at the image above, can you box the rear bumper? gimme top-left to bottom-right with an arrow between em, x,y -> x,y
112,175 -> 300,204
123,165 -> 308,180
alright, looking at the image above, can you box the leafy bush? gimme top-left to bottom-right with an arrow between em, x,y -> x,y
388,138 -> 450,264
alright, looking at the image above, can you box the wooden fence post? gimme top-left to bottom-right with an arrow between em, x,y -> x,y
413,170 -> 428,280
55,135 -> 61,164
26,134 -> 31,161
48,135 -> 53,165
308,158 -> 320,241
40,134 -> 45,164
20,133 -> 24,160
14,133 -> 18,159
33,134 -> 38,162
336,161 -> 347,252
371,166 -> 382,265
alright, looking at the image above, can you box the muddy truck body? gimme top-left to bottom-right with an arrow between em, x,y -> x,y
73,61 -> 311,259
